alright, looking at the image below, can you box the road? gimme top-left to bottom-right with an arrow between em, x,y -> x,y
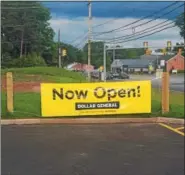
129,74 -> 184,92
2,124 -> 184,175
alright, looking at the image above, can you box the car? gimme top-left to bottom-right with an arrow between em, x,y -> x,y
106,72 -> 129,80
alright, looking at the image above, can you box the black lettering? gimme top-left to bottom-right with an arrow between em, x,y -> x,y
94,87 -> 106,99
65,90 -> 74,100
107,89 -> 117,101
53,88 -> 63,100
118,89 -> 126,98
127,88 -> 136,98
75,90 -> 88,99
137,86 -> 141,97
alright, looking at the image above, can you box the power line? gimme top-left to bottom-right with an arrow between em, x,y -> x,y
94,11 -> 182,36
66,2 -> 180,47
106,25 -> 176,44
92,1 -> 179,30
107,23 -> 175,44
100,20 -> 175,42
93,2 -> 182,36
92,18 -> 118,28
69,32 -> 88,45
73,36 -> 88,48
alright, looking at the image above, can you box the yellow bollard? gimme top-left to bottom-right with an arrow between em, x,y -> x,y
6,72 -> 14,113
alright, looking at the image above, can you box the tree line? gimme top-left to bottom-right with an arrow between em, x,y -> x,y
1,1 -> 86,68
1,1 -> 184,69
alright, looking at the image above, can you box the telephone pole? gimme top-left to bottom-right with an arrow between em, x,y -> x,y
88,0 -> 92,81
113,36 -> 115,61
58,29 -> 61,68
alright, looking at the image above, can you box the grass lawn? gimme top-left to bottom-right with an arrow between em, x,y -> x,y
1,67 -> 184,119
1,89 -> 184,119
1,67 -> 87,83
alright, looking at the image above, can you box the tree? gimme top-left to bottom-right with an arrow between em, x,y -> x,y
83,41 -> 104,69
173,42 -> 184,56
1,1 -> 54,67
175,12 -> 185,39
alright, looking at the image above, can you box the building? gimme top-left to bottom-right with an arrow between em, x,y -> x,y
111,58 -> 155,73
65,62 -> 94,72
111,51 -> 184,73
166,53 -> 184,72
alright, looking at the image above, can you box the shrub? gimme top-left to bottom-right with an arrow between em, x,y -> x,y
16,53 -> 47,67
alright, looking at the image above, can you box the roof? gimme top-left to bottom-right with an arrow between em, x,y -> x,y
111,59 -> 154,68
140,54 -> 173,61
111,53 -> 183,69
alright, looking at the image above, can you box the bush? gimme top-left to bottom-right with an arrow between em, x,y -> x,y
16,53 -> 47,67
177,70 -> 185,73
1,53 -> 16,68
1,53 -> 47,68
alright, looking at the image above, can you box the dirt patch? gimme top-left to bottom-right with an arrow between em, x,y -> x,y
1,77 -> 41,93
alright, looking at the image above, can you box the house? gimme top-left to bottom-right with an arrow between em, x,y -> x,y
140,52 -> 184,72
65,62 -> 94,72
166,53 -> 184,72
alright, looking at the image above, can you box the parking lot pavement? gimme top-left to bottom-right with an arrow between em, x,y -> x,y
2,124 -> 184,175
159,123 -> 185,136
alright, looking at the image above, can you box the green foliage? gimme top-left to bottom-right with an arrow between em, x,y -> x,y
1,1 -> 54,66
175,12 -> 185,38
1,53 -> 46,68
83,42 -> 145,69
83,41 -> 105,69
17,53 -> 47,67
172,42 -> 184,55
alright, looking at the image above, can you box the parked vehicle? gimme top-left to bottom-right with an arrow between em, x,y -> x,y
106,72 -> 129,80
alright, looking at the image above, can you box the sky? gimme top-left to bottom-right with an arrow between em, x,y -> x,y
43,1 -> 184,49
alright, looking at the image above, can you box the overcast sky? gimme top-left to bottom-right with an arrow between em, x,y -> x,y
43,1 -> 184,48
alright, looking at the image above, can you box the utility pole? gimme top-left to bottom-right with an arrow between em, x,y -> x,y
58,29 -> 61,68
103,43 -> 106,82
113,36 -> 115,61
87,0 -> 92,81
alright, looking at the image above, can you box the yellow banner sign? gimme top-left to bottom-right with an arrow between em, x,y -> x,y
41,81 -> 151,117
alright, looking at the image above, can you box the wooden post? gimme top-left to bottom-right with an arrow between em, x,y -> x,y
6,72 -> 13,113
162,72 -> 169,113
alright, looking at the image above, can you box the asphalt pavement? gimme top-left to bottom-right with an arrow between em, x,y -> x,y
129,74 -> 184,92
2,124 -> 184,175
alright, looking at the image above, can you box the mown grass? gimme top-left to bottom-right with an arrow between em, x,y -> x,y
1,67 -> 87,83
1,67 -> 184,118
1,89 -> 184,119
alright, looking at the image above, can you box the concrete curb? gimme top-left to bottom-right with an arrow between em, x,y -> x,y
156,117 -> 184,125
0,117 -> 184,125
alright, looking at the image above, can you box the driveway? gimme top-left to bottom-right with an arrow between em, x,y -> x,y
2,124 -> 184,175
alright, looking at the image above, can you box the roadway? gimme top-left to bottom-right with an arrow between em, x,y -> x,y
129,74 -> 184,92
